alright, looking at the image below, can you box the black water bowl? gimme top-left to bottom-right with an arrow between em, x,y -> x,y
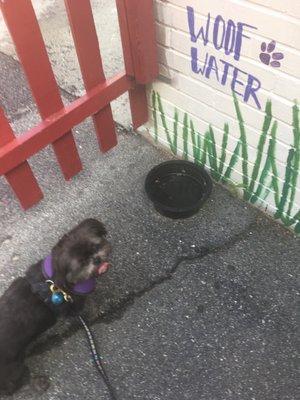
145,160 -> 212,219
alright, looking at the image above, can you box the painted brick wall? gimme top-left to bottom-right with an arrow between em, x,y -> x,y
145,0 -> 300,234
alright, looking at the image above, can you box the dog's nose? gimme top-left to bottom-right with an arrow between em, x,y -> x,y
93,256 -> 102,265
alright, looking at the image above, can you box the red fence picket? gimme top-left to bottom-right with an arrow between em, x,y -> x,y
0,109 -> 43,209
0,0 -> 158,209
64,0 -> 117,152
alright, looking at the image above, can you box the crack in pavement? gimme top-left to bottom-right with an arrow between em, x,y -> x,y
29,220 -> 258,357
97,221 -> 258,324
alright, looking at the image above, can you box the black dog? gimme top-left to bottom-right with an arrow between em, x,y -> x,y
0,219 -> 111,395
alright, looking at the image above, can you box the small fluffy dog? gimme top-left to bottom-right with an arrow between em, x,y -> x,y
0,219 -> 111,395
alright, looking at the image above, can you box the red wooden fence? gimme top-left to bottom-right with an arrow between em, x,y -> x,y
0,0 -> 158,209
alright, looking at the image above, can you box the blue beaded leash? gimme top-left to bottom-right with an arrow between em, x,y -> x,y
46,281 -> 118,399
78,315 -> 118,400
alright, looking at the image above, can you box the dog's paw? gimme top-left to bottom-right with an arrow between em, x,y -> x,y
31,375 -> 51,393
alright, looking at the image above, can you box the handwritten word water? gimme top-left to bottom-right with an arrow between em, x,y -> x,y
187,7 -> 261,109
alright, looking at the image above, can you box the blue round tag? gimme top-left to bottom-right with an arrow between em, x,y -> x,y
51,292 -> 64,305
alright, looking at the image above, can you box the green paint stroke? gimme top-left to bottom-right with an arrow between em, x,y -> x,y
190,119 -> 201,164
251,120 -> 277,204
151,91 -> 300,233
201,129 -> 210,167
233,92 -> 249,200
286,103 -> 300,219
152,91 -> 158,143
182,113 -> 189,160
275,148 -> 296,223
206,126 -> 220,181
173,108 -> 179,155
156,92 -> 177,155
274,102 -> 300,226
248,100 -> 273,200
218,123 -> 229,177
222,140 -> 241,183
270,132 -> 280,208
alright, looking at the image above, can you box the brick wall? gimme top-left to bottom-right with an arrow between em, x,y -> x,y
145,0 -> 300,233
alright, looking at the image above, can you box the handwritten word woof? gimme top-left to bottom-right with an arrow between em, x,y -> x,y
187,7 -> 261,109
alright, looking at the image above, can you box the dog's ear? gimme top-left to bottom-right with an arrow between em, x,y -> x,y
79,218 -> 107,237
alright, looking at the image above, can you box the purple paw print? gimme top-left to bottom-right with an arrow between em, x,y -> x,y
259,40 -> 284,68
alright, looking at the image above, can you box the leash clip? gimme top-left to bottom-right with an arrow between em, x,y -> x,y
46,280 -> 73,304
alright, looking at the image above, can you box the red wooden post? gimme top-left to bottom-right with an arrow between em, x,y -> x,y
123,0 -> 159,85
0,0 -> 82,180
64,0 -> 117,152
0,108 -> 43,209
116,0 -> 158,129
128,85 -> 149,129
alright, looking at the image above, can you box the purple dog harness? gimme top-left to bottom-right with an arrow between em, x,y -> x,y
42,254 -> 96,295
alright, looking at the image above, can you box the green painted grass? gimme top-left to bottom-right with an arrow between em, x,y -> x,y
151,91 -> 300,233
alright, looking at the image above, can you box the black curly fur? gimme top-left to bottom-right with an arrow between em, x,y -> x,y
0,219 -> 110,395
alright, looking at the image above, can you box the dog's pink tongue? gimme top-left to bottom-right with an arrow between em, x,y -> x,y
97,262 -> 110,275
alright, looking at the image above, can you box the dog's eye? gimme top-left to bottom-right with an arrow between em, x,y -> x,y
93,256 -> 102,265
92,243 -> 101,252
